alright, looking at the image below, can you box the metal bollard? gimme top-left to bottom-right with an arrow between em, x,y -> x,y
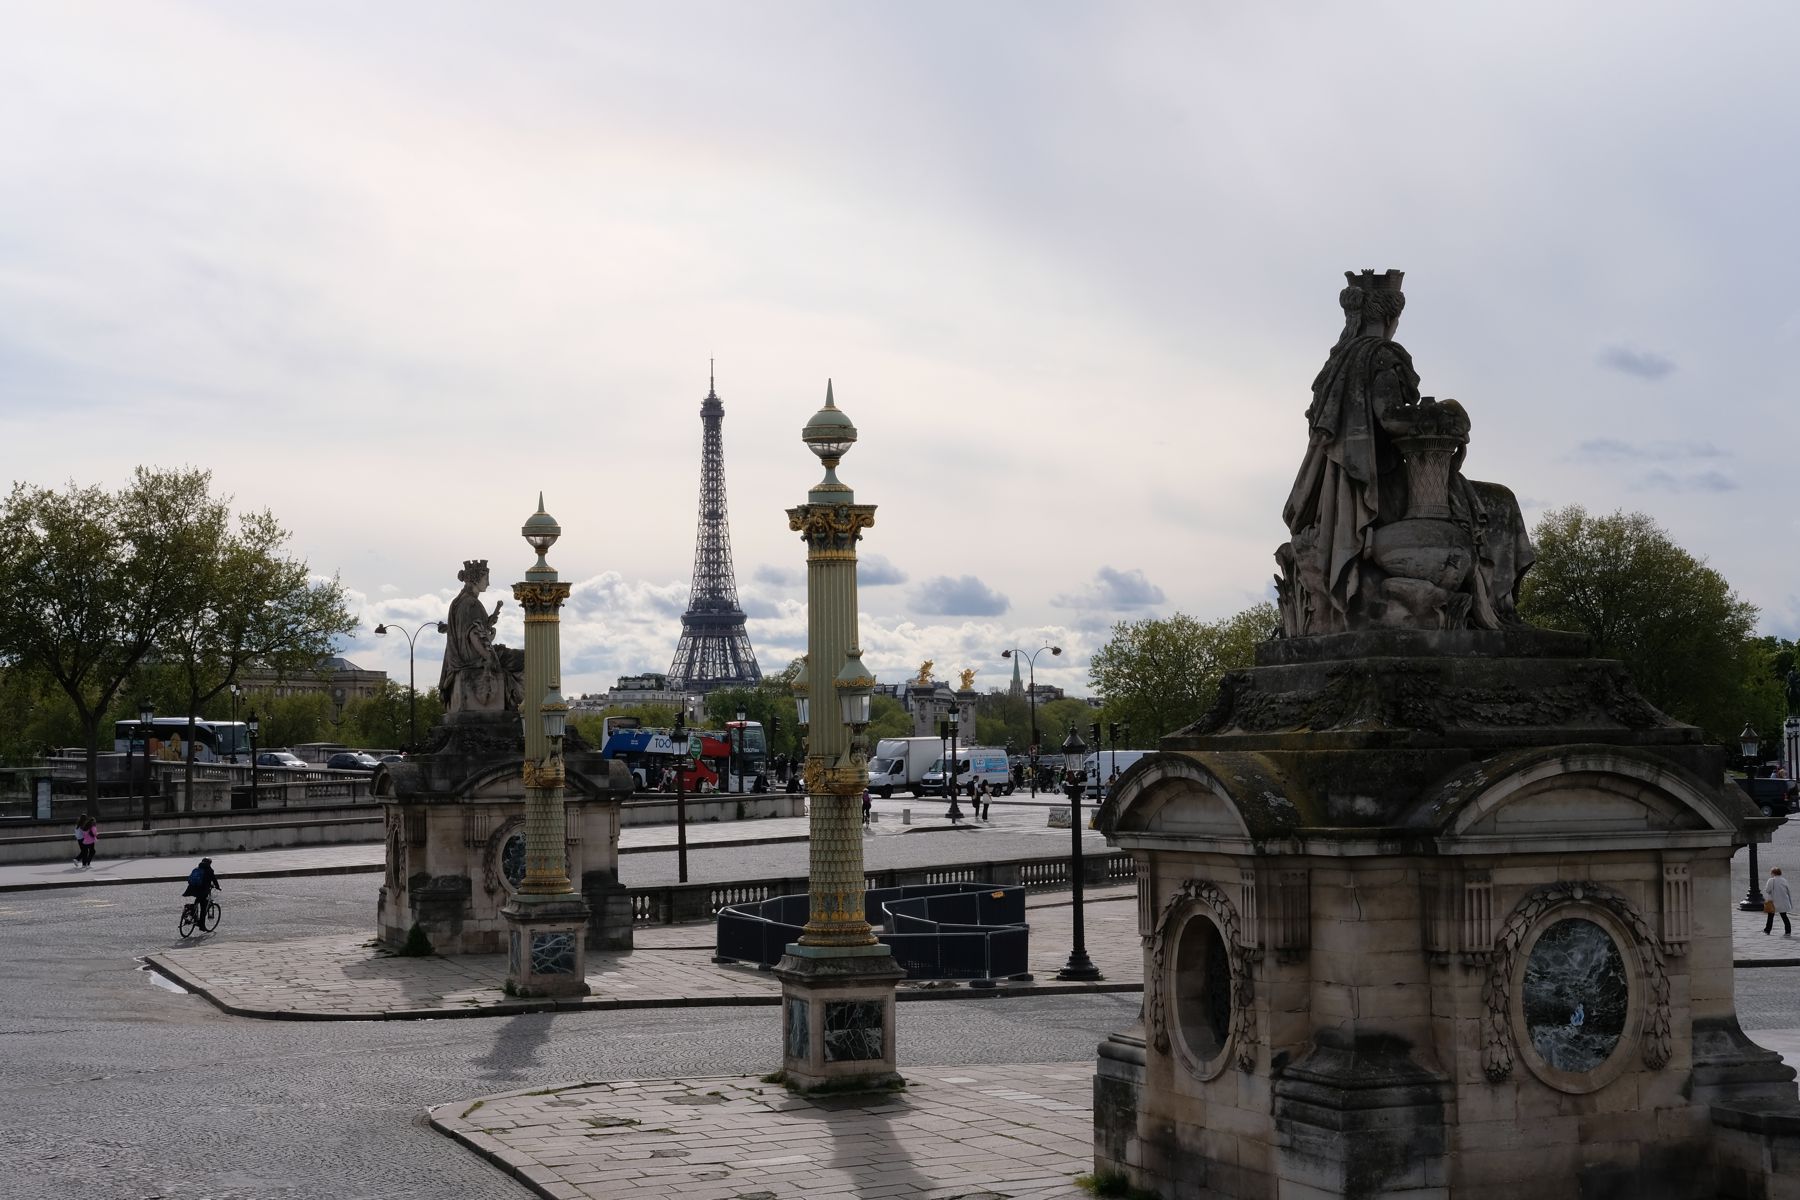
902,808 -> 911,825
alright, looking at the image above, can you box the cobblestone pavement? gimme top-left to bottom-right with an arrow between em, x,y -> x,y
432,1064 -> 1094,1200
148,885 -> 1142,1019
1,870 -> 1139,1200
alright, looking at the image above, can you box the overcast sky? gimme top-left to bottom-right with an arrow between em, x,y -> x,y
3,2 -> 1796,698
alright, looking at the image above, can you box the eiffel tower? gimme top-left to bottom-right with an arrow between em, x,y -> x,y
669,366 -> 762,691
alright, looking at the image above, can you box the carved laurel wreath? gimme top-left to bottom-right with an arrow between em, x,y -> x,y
1146,879 -> 1258,1074
1480,880 -> 1671,1083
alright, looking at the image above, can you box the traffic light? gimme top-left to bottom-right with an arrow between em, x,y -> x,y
1089,722 -> 1101,746
1108,722 -> 1119,744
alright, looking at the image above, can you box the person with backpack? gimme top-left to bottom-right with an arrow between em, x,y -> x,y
182,857 -> 222,924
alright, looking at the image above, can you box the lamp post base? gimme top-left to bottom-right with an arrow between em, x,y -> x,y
502,893 -> 592,998
774,943 -> 906,1093
1055,951 -> 1104,982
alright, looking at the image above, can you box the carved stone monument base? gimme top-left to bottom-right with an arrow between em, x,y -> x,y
503,893 -> 592,998
773,944 -> 905,1093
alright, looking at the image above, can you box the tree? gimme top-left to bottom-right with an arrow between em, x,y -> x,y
160,507 -> 356,799
0,468 -> 227,804
1088,602 -> 1279,744
867,696 -> 912,742
1517,507 -> 1762,743
339,682 -> 444,751
246,691 -> 337,749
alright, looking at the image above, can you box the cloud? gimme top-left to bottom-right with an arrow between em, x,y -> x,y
858,554 -> 908,586
753,564 -> 802,588
1052,566 -> 1166,611
1633,468 -> 1738,494
1572,439 -> 1723,462
1597,345 -> 1677,380
911,576 -> 1011,617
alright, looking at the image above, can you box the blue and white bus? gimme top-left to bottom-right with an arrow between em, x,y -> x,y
113,718 -> 251,762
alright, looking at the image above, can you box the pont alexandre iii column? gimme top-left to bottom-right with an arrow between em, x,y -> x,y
501,495 -> 591,998
773,382 -> 903,1091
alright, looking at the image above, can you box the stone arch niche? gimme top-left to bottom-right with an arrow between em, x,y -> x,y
1095,626 -> 1790,1200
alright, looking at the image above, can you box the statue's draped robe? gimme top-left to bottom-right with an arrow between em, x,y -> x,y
439,589 -> 504,712
1282,335 -> 1417,629
1282,335 -> 1534,630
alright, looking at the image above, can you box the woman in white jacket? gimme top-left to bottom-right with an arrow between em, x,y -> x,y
1764,867 -> 1793,936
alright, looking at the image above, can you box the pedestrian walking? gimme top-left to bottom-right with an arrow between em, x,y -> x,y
74,814 -> 98,868
977,779 -> 991,820
861,788 -> 873,827
1766,867 -> 1794,936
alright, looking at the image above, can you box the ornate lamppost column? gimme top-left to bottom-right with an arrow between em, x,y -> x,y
501,494 -> 591,998
774,381 -> 903,1092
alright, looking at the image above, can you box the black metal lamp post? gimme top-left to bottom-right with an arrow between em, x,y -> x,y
1057,724 -> 1102,980
1002,644 -> 1061,796
768,714 -> 781,788
1108,721 -> 1120,786
137,700 -> 154,829
673,713 -> 690,883
375,620 -> 449,751
248,710 -> 261,810
947,709 -> 964,822
1742,722 -> 1766,911
228,683 -> 241,761
735,708 -> 746,794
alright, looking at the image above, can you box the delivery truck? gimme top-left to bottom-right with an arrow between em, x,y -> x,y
921,745 -> 1013,798
867,737 -> 942,798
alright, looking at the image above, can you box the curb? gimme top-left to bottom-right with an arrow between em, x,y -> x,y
144,951 -> 1141,1023
1735,959 -> 1800,968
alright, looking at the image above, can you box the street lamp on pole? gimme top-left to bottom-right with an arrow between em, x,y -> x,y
735,708 -> 747,794
673,712 -> 690,883
228,683 -> 241,762
1001,645 -> 1061,796
138,700 -> 154,829
1056,724 -> 1102,981
375,620 -> 449,751
247,709 -> 261,811
946,710 -> 964,822
1741,723 -> 1767,912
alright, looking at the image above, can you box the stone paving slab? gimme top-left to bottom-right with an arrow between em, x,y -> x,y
147,887 -> 1143,1020
428,1063 -> 1093,1200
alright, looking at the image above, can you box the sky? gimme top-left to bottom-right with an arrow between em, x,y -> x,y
2,2 -> 1797,699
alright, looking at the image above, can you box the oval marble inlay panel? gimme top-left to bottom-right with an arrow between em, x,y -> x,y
1523,917 -> 1627,1073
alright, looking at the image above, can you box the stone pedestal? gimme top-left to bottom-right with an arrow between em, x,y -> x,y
374,741 -> 634,955
1097,629 -> 1791,1199
502,893 -> 592,998
774,944 -> 906,1091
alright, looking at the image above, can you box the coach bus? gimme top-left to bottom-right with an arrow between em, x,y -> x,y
113,717 -> 250,762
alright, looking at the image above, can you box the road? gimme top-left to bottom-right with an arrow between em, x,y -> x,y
1,872 -> 1135,1200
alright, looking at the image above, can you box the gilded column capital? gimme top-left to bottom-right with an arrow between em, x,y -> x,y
803,754 -> 868,797
521,757 -> 566,790
787,503 -> 876,558
513,580 -> 573,612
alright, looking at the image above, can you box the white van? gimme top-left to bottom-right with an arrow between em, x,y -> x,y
920,745 -> 1013,797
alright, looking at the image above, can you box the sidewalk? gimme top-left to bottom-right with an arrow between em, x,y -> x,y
0,795 -> 1066,893
146,885 -> 1142,1021
430,1063 -> 1094,1200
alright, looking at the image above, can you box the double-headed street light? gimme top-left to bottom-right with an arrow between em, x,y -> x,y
375,619 -> 449,751
1056,724 -> 1102,981
1001,644 -> 1061,796
938,711 -> 964,822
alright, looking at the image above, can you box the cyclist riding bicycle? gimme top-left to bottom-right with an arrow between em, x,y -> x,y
181,857 -> 221,921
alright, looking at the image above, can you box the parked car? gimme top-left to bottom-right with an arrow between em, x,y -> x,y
377,754 -> 406,764
255,751 -> 308,770
1736,776 -> 1799,818
326,751 -> 382,772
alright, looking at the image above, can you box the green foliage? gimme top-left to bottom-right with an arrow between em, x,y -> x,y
338,683 -> 443,750
867,695 -> 912,742
1088,602 -> 1278,744
704,681 -> 800,759
1517,507 -> 1764,742
244,691 -> 337,748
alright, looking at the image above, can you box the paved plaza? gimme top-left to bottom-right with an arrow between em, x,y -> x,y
432,1064 -> 1094,1200
148,885 -> 1141,1019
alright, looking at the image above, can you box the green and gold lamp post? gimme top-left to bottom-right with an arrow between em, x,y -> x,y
774,382 -> 904,1092
501,494 -> 592,998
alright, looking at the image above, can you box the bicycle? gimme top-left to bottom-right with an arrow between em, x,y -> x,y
178,893 -> 222,938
